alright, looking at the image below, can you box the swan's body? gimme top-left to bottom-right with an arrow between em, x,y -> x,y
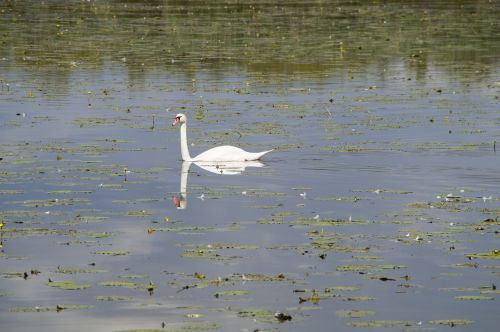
172,113 -> 272,162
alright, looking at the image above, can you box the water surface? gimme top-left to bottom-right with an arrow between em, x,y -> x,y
1,1 -> 499,331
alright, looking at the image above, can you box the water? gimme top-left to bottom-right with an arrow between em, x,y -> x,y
1,1 -> 499,331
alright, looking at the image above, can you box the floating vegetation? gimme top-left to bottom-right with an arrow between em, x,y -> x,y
232,308 -> 277,323
98,280 -> 155,292
91,251 -> 129,256
466,250 -> 500,260
0,190 -> 24,195
429,319 -> 474,326
47,190 -> 93,195
95,295 -> 133,301
454,295 -> 494,301
152,226 -> 213,232
54,267 -> 108,274
126,210 -> 153,217
326,286 -> 361,292
46,280 -> 91,290
336,264 -> 407,272
181,250 -> 237,262
348,320 -> 414,328
1,272 -> 26,279
179,243 -> 259,250
214,290 -> 249,297
343,297 -> 376,302
9,304 -> 93,312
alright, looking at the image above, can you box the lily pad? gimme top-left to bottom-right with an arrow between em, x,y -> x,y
214,290 -> 249,297
91,250 -> 129,256
96,295 -> 133,301
429,319 -> 474,326
46,280 -> 91,290
348,320 -> 414,328
454,295 -> 494,301
466,250 -> 500,260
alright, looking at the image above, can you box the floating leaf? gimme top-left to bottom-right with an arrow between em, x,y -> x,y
96,295 -> 133,301
126,210 -> 152,217
215,290 -> 249,297
466,250 -> 500,260
92,250 -> 129,256
455,295 -> 494,301
348,320 -> 414,328
46,280 -> 91,290
430,319 -> 474,326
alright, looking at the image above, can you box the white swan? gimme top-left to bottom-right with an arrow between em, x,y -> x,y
172,113 -> 272,162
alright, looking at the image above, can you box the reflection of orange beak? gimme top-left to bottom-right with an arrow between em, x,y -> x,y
172,195 -> 181,208
172,118 -> 180,127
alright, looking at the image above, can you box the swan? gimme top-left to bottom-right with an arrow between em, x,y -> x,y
172,113 -> 272,162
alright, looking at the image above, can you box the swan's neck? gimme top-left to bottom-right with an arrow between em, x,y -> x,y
179,122 -> 192,161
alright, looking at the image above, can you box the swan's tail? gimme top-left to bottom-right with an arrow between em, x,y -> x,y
247,149 -> 273,161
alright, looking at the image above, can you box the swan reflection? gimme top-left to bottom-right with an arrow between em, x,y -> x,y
172,160 -> 265,209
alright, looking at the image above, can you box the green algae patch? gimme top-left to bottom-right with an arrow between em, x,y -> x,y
9,304 -> 93,312
46,280 -> 91,290
96,295 -> 133,301
1,272 -> 26,279
234,273 -> 290,282
466,250 -> 500,260
55,267 -> 108,274
92,250 -> 129,256
454,295 -> 494,301
343,296 -> 376,301
47,190 -> 93,195
153,226 -> 213,232
233,307 -> 276,323
336,309 -> 376,318
119,274 -> 148,279
98,280 -> 138,288
214,290 -> 249,297
127,210 -> 153,217
9,306 -> 53,313
75,215 -> 108,222
81,231 -> 112,239
429,319 -> 474,326
337,264 -> 406,272
348,320 -> 414,328
0,190 -> 24,195
327,286 -> 361,292
56,304 -> 94,310
98,280 -> 155,292
118,323 -> 220,332
179,243 -> 259,250
117,323 -> 220,332
181,250 -> 237,262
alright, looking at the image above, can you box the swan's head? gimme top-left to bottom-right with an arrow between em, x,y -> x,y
172,113 -> 187,127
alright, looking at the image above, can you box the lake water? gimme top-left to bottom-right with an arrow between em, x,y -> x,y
0,1 -> 499,331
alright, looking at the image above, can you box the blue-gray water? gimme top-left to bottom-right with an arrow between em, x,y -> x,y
1,1 -> 499,331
